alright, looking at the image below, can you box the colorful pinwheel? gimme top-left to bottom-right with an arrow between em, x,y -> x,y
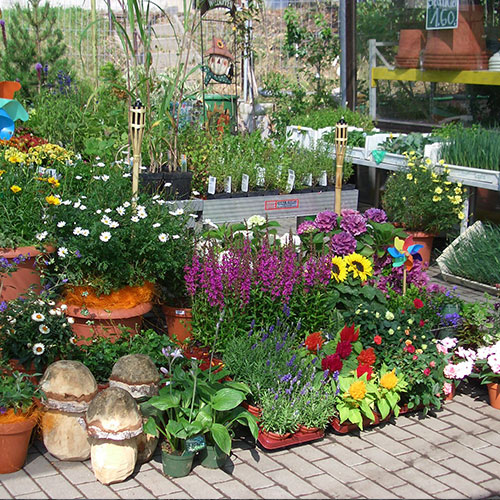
388,236 -> 423,271
0,81 -> 29,140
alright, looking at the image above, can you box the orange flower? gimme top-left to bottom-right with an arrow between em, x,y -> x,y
305,332 -> 324,352
349,380 -> 367,400
357,347 -> 376,366
380,369 -> 398,390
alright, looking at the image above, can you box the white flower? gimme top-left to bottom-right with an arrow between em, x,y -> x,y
36,231 -> 48,241
123,173 -> 131,178
116,206 -> 126,216
49,309 -> 56,316
73,200 -> 81,208
158,233 -> 168,242
102,175 -> 109,182
247,215 -> 266,229
70,336 -> 77,344
62,199 -> 71,205
60,304 -> 67,311
203,219 -> 218,229
67,317 -> 75,324
8,317 -> 16,324
58,247 -> 68,258
39,324 -> 50,334
164,182 -> 172,187
279,233 -> 301,247
104,208 -> 112,213
131,216 -> 140,223
385,311 -> 395,321
31,312 -> 45,322
169,208 -> 184,216
123,201 -> 131,208
172,234 -> 180,240
100,231 -> 112,242
55,309 -> 62,316
189,214 -> 198,219
137,210 -> 148,219
97,162 -> 105,167
32,343 -> 45,355
57,221 -> 66,228
93,175 -> 101,180
81,229 -> 90,237
95,156 -> 101,160
75,175 -> 82,180
101,215 -> 111,225
73,227 -> 83,236
192,190 -> 200,196
156,199 -> 166,205
81,196 -> 87,199
79,205 -> 87,211
153,195 -> 161,200
109,221 -> 119,229
96,209 -> 102,214
153,223 -> 161,228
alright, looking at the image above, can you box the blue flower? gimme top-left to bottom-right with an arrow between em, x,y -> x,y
269,324 -> 275,333
251,343 -> 257,350
287,354 -> 296,367
0,301 -> 7,312
280,373 -> 292,383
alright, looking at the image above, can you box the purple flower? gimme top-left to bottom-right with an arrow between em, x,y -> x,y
0,20 -> 6,48
35,62 -> 42,80
75,249 -> 82,258
0,301 -> 7,312
364,208 -> 388,223
280,373 -> 292,383
0,407 -> 6,415
314,211 -> 338,232
297,220 -> 317,234
340,209 -> 367,236
287,354 -> 296,367
329,231 -> 357,256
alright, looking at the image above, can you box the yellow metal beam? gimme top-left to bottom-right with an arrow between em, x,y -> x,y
371,67 -> 500,88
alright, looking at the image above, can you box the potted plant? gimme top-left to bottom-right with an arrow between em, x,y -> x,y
382,155 -> 467,265
472,340 -> 500,409
0,288 -> 76,373
376,365 -> 408,419
259,388 -> 299,439
0,366 -> 41,473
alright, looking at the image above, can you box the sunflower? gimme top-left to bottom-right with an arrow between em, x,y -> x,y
331,256 -> 347,283
344,253 -> 373,281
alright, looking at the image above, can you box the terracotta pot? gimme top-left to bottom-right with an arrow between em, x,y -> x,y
65,302 -> 152,345
297,424 -> 320,434
0,417 -> 37,474
0,246 -> 53,302
259,429 -> 292,440
241,401 -> 262,420
404,230 -> 436,268
444,384 -> 456,401
161,306 -> 192,344
423,4 -> 490,70
487,383 -> 500,409
395,29 -> 425,68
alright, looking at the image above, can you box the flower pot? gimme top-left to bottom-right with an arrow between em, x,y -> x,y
198,444 -> 229,469
162,306 -> 192,344
0,417 -> 37,474
241,401 -> 262,421
404,230 -> 436,267
297,424 -> 320,434
487,383 -> 500,409
161,449 -> 194,478
0,246 -> 53,302
259,429 -> 292,440
65,302 -> 152,345
330,414 -> 379,434
395,29 -> 426,68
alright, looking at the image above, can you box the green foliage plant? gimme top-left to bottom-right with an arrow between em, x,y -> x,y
0,367 -> 40,415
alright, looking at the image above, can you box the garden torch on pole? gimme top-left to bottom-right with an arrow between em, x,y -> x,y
334,118 -> 348,214
129,99 -> 146,203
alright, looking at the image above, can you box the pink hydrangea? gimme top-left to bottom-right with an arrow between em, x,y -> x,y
437,337 -> 458,354
444,361 -> 473,379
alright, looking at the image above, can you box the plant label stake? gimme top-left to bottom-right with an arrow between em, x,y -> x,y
334,118 -> 348,214
388,236 -> 423,295
129,99 -> 146,204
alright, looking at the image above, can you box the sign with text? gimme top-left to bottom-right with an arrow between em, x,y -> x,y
426,0 -> 459,30
265,199 -> 299,211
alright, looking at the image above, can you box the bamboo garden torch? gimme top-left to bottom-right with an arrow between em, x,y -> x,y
334,118 -> 348,214
129,99 -> 146,200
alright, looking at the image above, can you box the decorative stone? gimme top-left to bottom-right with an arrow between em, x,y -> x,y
39,360 -> 97,461
85,387 -> 142,484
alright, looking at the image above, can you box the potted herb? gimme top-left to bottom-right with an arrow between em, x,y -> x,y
0,367 -> 41,473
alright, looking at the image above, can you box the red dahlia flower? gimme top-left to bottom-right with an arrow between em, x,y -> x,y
373,335 -> 382,345
336,340 -> 353,359
413,298 -> 424,309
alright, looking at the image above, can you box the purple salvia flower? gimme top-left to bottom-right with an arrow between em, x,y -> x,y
0,20 -> 6,48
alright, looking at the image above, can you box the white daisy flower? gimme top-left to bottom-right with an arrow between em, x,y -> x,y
116,206 -> 126,216
158,233 -> 168,242
131,216 -> 140,223
33,343 -> 45,355
58,247 -> 68,258
93,175 -> 101,180
96,209 -> 102,214
189,214 -> 198,218
97,162 -> 105,167
60,304 -> 67,311
39,324 -> 50,334
62,199 -> 72,205
100,232 -> 111,242
104,208 -> 112,213
49,309 -> 56,316
137,210 -> 148,219
73,227 -> 83,236
67,317 -> 75,324
70,337 -> 77,344
31,312 -> 45,322
75,175 -> 83,180
48,301 -> 55,306
169,208 -> 184,216
79,205 -> 87,211
81,229 -> 90,237
57,221 -> 66,228
109,221 -> 119,229
102,175 -> 109,182
172,235 -> 180,239
95,156 -> 101,160
152,223 -> 161,228
153,195 -> 161,200
101,215 -> 111,225
123,201 -> 131,208
36,231 -> 48,241
73,201 -> 81,208
123,173 -> 131,178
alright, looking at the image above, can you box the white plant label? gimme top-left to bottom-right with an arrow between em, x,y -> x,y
304,173 -> 313,187
224,176 -> 232,193
286,169 -> 296,193
319,170 -> 328,186
256,167 -> 266,187
208,176 -> 217,195
241,174 -> 249,192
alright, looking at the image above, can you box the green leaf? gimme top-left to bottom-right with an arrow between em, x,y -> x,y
377,398 -> 390,420
149,393 -> 180,411
210,423 -> 232,455
143,417 -> 159,437
212,388 -> 245,411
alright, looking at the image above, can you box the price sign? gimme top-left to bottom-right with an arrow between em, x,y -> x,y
426,0 -> 458,30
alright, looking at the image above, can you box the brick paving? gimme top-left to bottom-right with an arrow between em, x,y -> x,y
2,266 -> 499,499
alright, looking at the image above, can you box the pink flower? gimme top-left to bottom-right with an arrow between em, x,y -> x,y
429,361 -> 436,368
423,368 -> 431,376
436,343 -> 448,354
443,363 -> 457,378
456,346 -> 476,362
443,382 -> 454,395
412,355 -> 418,361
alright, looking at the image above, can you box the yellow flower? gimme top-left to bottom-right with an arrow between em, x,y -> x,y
425,158 -> 432,165
405,339 -> 412,346
407,162 -> 415,167
434,186 -> 443,194
45,195 -> 61,205
409,150 -> 415,156
421,344 -> 427,350
47,177 -> 60,187
380,369 -> 398,390
331,256 -> 348,283
438,159 -> 445,165
458,212 -> 465,220
10,185 -> 21,193
344,253 -> 373,281
349,380 -> 367,400
433,195 -> 442,202
402,196 -> 406,201
454,187 -> 462,195
406,173 -> 413,180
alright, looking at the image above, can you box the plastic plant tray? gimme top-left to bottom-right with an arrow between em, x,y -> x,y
257,428 -> 324,450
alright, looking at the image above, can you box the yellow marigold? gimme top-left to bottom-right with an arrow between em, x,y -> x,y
348,380 -> 367,400
10,185 -> 22,193
45,195 -> 61,205
380,369 -> 398,390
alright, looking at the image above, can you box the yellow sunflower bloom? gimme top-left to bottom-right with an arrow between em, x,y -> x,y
10,185 -> 22,193
331,256 -> 348,283
345,253 -> 373,281
349,380 -> 367,400
380,369 -> 398,390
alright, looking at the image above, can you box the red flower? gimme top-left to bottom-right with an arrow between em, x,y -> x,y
357,347 -> 376,366
413,298 -> 424,309
413,355 -> 418,361
373,335 -> 382,345
322,353 -> 343,374
305,332 -> 324,352
336,340 -> 353,359
429,361 -> 436,368
419,319 -> 425,327
423,368 -> 431,376
340,323 -> 359,343
357,363 -> 373,380
404,344 -> 416,354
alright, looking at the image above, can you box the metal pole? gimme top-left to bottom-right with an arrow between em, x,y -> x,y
339,0 -> 347,108
91,0 -> 98,87
346,0 -> 356,110
368,39 -> 377,120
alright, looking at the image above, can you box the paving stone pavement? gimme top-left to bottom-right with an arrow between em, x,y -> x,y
2,266 -> 498,500
1,387 -> 500,500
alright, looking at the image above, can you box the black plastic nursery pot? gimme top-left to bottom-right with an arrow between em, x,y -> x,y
140,171 -> 193,200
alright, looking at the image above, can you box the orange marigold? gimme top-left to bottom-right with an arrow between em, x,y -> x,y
348,380 -> 367,400
380,369 -> 398,390
357,347 -> 376,366
304,332 -> 324,352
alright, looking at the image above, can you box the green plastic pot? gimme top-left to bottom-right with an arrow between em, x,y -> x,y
161,449 -> 194,478
198,444 -> 229,469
